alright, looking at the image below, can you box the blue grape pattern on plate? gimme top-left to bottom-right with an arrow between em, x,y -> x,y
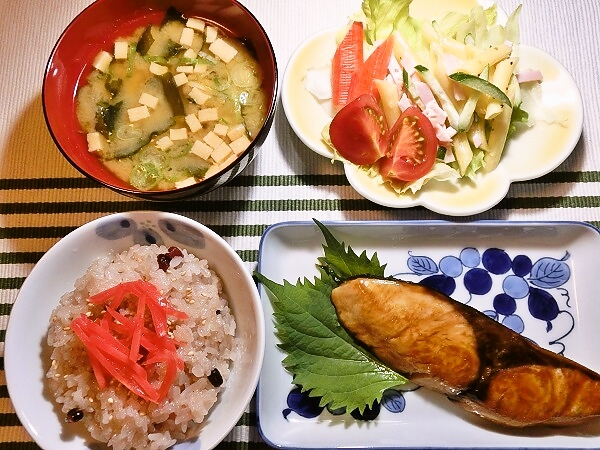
284,246 -> 574,422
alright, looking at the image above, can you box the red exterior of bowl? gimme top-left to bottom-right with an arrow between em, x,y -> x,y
43,0 -> 277,200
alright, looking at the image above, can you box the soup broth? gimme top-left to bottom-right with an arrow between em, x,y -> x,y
76,8 -> 267,191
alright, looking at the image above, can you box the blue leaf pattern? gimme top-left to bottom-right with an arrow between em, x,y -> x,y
407,254 -> 438,275
381,389 -> 406,413
529,256 -> 570,288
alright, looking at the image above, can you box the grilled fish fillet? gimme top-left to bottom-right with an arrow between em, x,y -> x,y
330,277 -> 600,427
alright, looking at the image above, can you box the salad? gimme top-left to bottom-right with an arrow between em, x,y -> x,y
306,0 -> 541,194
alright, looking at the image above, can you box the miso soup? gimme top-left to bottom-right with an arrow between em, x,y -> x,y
76,8 -> 267,191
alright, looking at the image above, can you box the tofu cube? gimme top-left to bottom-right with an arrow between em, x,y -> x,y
92,50 -> 113,72
210,142 -> 233,163
149,62 -> 168,75
203,131 -> 224,149
190,140 -> 213,159
203,164 -> 220,179
188,87 -> 210,105
176,65 -> 194,73
139,92 -> 159,109
230,135 -> 252,155
170,128 -> 188,141
156,136 -> 174,150
175,177 -> 197,189
197,107 -> 219,123
185,113 -> 202,132
205,26 -> 218,43
173,72 -> 189,87
208,38 -> 238,63
213,123 -> 229,137
86,132 -> 107,152
180,27 -> 195,47
183,48 -> 197,59
227,123 -> 246,141
114,41 -> 129,60
127,105 -> 150,122
186,17 -> 205,31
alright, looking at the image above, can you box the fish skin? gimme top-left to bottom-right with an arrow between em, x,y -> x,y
330,277 -> 600,427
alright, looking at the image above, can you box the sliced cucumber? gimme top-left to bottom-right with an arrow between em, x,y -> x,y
129,161 -> 162,190
164,154 -> 210,181
98,75 -> 176,159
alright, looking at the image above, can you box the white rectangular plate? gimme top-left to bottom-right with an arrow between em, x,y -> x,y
256,220 -> 600,449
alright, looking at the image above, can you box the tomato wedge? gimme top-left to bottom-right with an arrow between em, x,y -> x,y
329,94 -> 387,165
348,36 -> 394,103
331,21 -> 364,111
379,106 -> 439,182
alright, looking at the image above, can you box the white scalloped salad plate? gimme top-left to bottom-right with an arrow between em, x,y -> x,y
281,2 -> 583,216
256,220 -> 600,449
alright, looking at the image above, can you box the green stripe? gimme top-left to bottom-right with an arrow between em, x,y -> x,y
237,250 -> 258,263
0,227 -> 75,239
0,252 -> 44,264
0,414 -> 24,427
0,174 -> 350,190
5,196 -> 600,216
0,225 -> 268,240
0,444 -> 41,450
0,199 -> 391,215
235,411 -> 257,427
0,278 -> 23,290
2,171 -> 600,191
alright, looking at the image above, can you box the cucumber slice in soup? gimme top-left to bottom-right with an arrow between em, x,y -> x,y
164,154 -> 210,181
129,161 -> 162,190
165,139 -> 192,158
104,125 -> 150,159
100,75 -> 177,159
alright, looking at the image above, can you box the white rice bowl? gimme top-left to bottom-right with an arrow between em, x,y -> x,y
46,243 -> 238,450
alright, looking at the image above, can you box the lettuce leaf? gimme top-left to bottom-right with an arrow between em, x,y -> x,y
255,220 -> 407,413
361,0 -> 416,45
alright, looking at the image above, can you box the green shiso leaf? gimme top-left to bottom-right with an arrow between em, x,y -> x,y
314,219 -> 386,281
255,220 -> 407,414
449,72 -> 512,107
